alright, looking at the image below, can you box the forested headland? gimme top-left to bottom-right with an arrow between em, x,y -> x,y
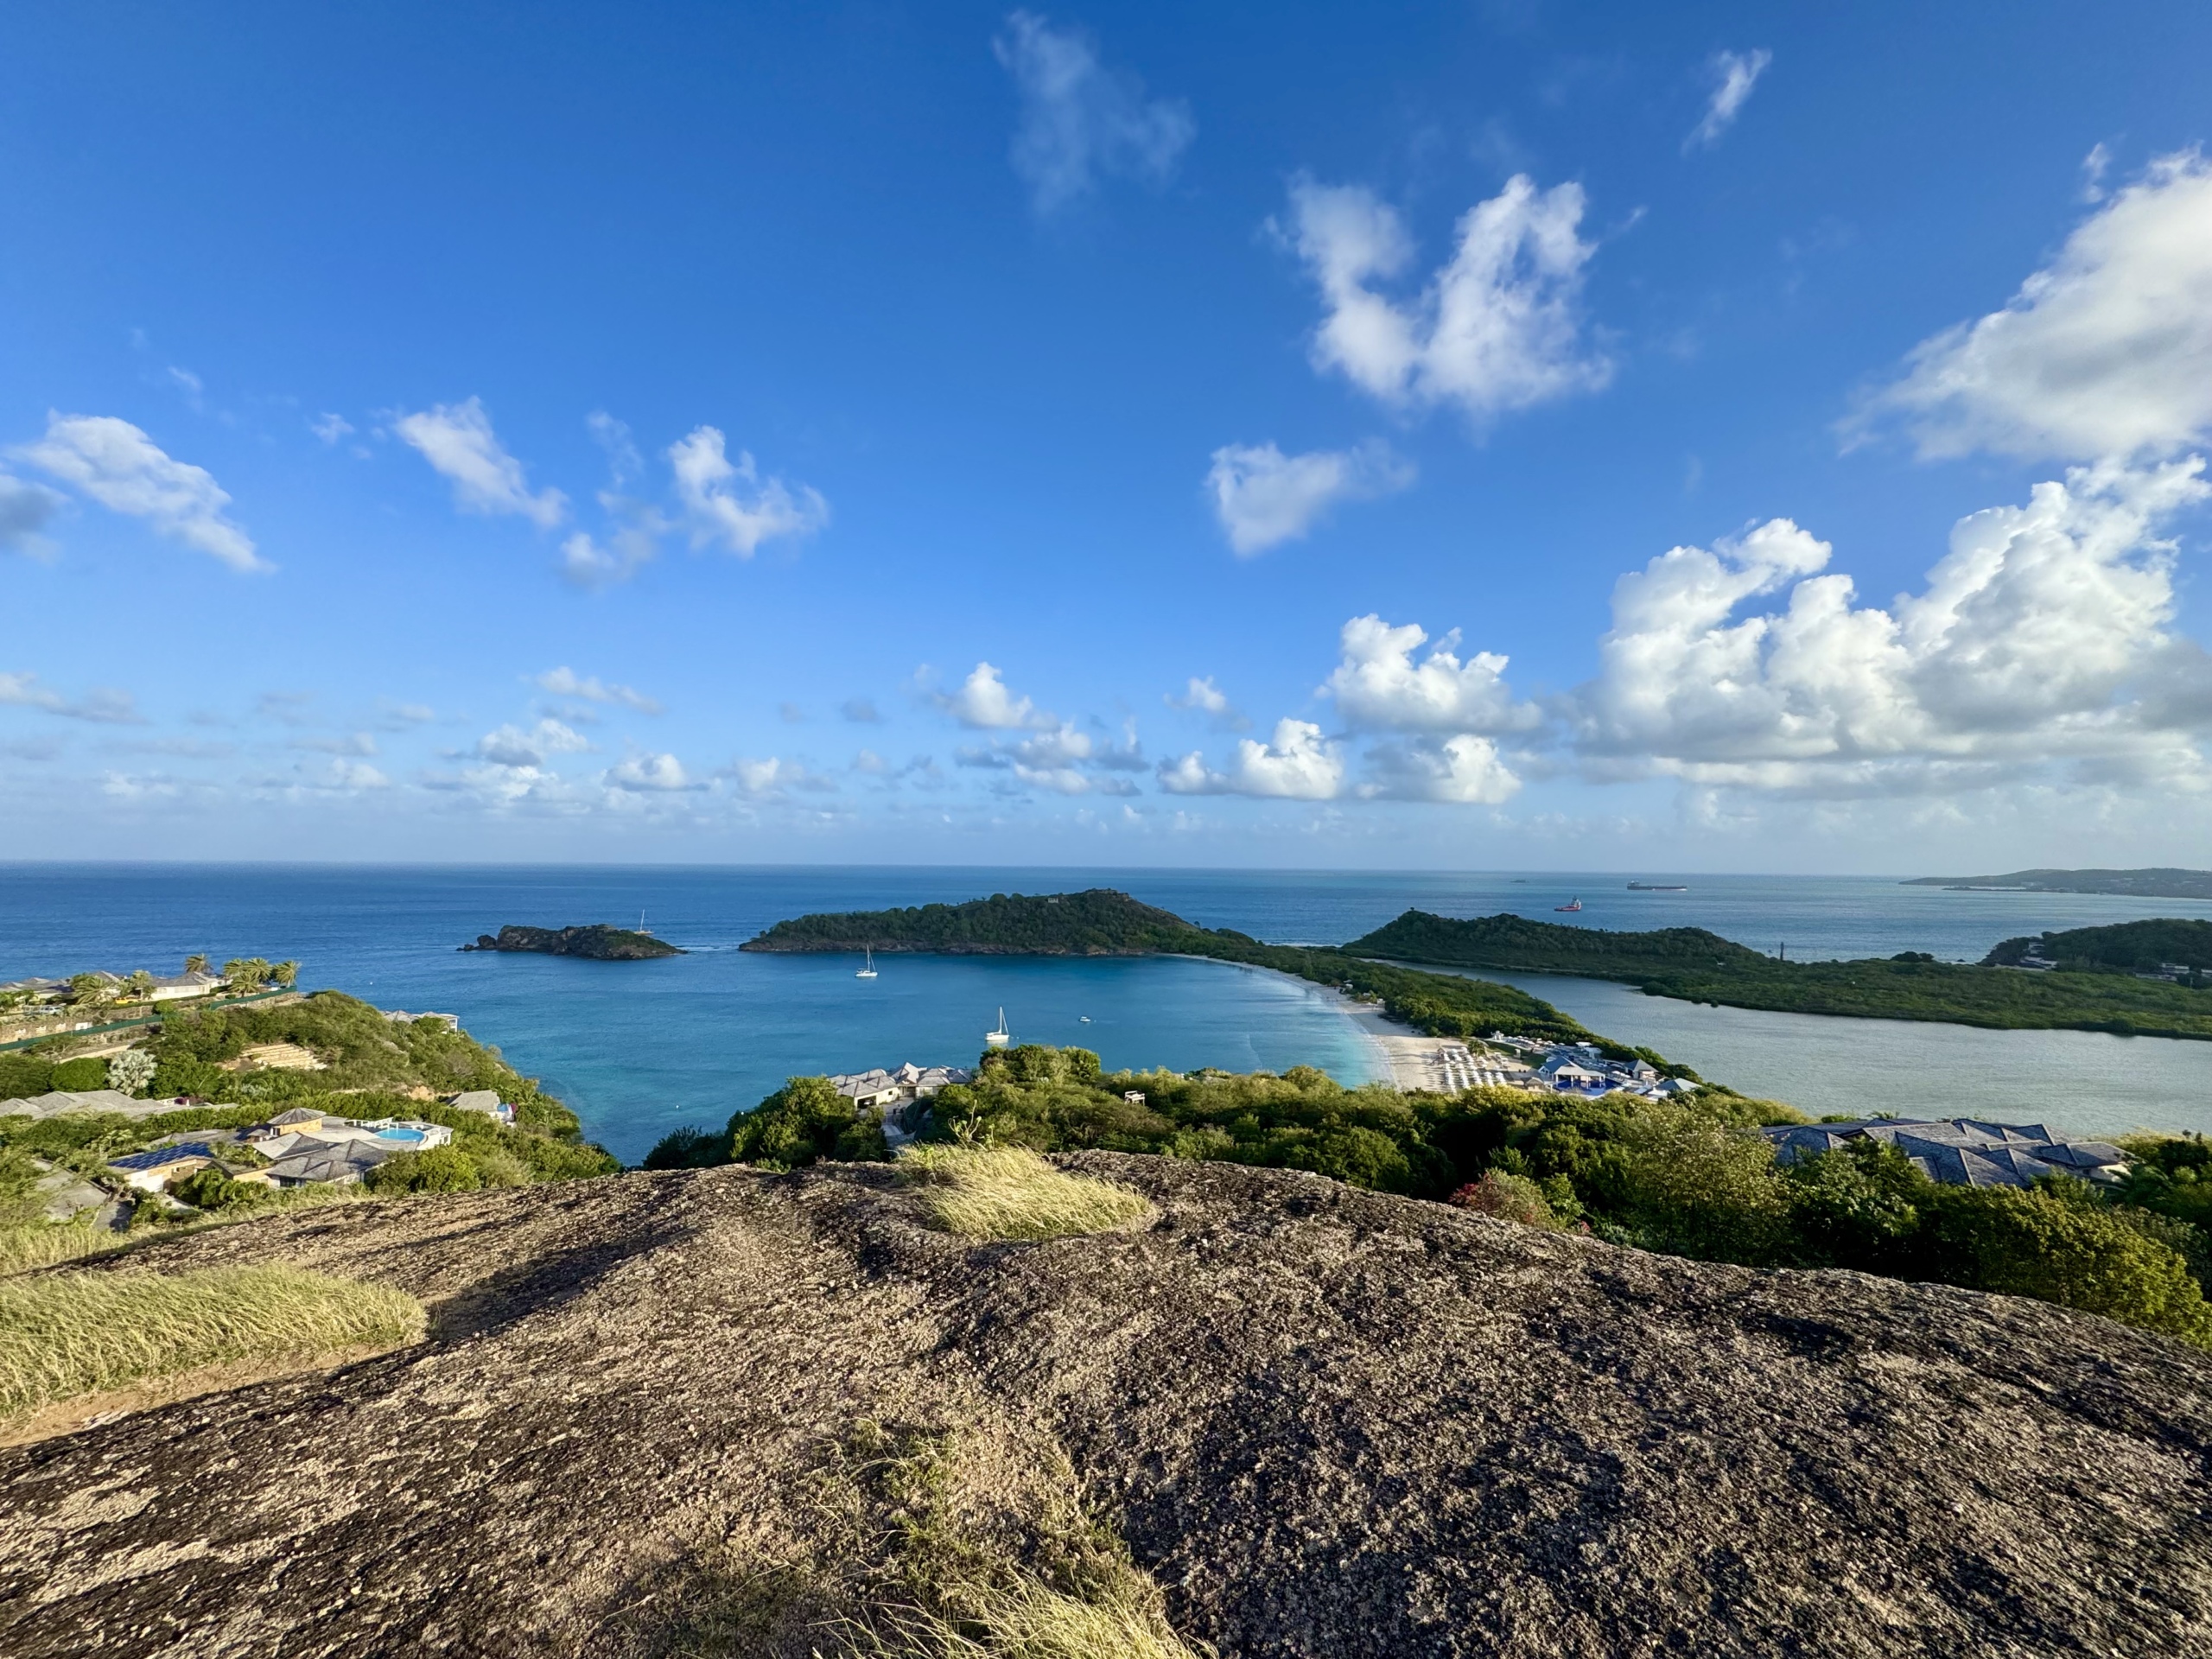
1350,910 -> 2212,1040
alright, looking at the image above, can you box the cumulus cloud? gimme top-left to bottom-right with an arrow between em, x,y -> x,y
606,752 -> 699,792
16,414 -> 264,571
994,10 -> 1194,214
1685,48 -> 1771,151
1283,174 -> 1611,427
533,666 -> 662,714
0,473 -> 64,557
1859,150 -> 2212,461
474,718 -> 592,769
393,397 -> 567,528
1158,718 -> 1344,799
1325,614 -> 1541,734
310,413 -> 354,445
0,671 -> 143,724
932,663 -> 1058,731
1357,734 -> 1521,804
1205,439 -> 1413,555
1569,459 -> 2212,794
667,426 -> 827,557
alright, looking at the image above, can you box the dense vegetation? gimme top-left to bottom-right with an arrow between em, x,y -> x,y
743,889 -> 1205,955
1350,910 -> 1773,977
1351,908 -> 2212,1040
1904,867 -> 2212,900
658,1045 -> 2212,1350
1983,918 -> 2212,977
461,924 -> 683,959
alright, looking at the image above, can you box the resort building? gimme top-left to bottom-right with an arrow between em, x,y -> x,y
447,1090 -> 515,1124
1761,1119 -> 2132,1189
147,969 -> 225,1002
105,1142 -> 219,1192
829,1063 -> 974,1110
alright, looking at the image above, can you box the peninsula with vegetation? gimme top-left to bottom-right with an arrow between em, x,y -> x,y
1349,910 -> 2212,1039
461,923 -> 683,959
1904,865 -> 2212,900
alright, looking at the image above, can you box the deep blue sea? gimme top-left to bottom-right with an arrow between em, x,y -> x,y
3,865 -> 2208,1157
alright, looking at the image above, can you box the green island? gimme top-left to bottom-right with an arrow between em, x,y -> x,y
1349,909 -> 2212,1039
460,923 -> 683,959
1903,865 -> 2212,900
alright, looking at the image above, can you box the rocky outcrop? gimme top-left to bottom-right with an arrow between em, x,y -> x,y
5,1156 -> 2210,1656
460,925 -> 683,959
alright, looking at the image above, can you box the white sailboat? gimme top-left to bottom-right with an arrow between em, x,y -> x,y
984,1007 -> 1011,1048
855,947 -> 878,980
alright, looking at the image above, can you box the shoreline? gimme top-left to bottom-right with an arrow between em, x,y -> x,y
1175,953 -> 1462,1091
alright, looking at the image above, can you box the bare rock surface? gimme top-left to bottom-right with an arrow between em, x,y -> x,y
5,1155 -> 2211,1656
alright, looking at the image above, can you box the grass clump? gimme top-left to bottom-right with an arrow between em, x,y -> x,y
0,1263 -> 425,1418
878,1577 -> 1198,1659
898,1147 -> 1152,1242
0,1223 -> 123,1277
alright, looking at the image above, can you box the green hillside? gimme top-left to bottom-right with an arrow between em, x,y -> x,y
1904,867 -> 2212,900
1346,910 -> 1771,979
1984,918 -> 2212,977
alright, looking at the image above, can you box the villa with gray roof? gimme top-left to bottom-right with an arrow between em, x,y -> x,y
1762,1118 -> 2132,1189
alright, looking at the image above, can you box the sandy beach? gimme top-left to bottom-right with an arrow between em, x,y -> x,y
1324,989 -> 1471,1090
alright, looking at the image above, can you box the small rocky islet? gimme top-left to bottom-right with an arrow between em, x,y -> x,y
459,924 -> 683,960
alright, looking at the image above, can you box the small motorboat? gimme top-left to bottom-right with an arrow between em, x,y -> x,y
984,1007 -> 1012,1048
1554,898 -> 1584,912
855,946 -> 878,980
1078,1015 -> 1091,1024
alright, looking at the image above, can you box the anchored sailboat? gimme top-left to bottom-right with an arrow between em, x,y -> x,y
984,1007 -> 1011,1048
855,947 -> 878,980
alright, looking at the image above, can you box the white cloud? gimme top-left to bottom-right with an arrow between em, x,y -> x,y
1569,459 -> 2212,794
16,414 -> 264,572
393,397 -> 567,528
1284,174 -> 1611,427
475,718 -> 592,769
994,10 -> 1194,214
1357,734 -> 1521,804
0,672 -> 143,724
1685,48 -> 1771,151
533,666 -> 662,714
1325,614 -> 1541,734
933,663 -> 1058,731
0,474 -> 64,557
1166,676 -> 1249,730
730,755 -> 837,798
1157,718 -> 1344,799
1861,150 -> 2212,462
667,426 -> 827,557
842,697 -> 883,723
606,752 -> 699,792
291,732 -> 378,756
310,413 -> 354,445
1205,439 -> 1413,554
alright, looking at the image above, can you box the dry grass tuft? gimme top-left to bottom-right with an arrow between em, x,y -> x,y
879,1577 -> 1200,1659
0,1223 -> 124,1278
0,1263 -> 425,1418
897,1147 -> 1152,1242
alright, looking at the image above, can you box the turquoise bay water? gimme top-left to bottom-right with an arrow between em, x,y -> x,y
2,864 -> 2208,1156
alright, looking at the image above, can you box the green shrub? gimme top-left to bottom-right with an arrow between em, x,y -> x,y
1448,1171 -> 1563,1230
365,1147 -> 482,1194
0,1057 -> 52,1099
727,1077 -> 877,1169
1916,1178 -> 2212,1347
643,1127 -> 729,1169
170,1165 -> 270,1212
48,1058 -> 107,1092
1614,1105 -> 1791,1265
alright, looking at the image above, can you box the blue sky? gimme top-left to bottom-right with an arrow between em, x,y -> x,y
6,0 -> 2212,870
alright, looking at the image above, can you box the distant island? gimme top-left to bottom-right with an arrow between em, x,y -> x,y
461,925 -> 683,960
1904,866 -> 2212,900
1351,910 -> 2212,1040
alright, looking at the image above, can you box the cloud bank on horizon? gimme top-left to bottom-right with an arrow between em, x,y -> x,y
4,6 -> 2211,868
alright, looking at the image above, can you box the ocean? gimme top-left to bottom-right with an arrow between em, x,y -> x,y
3,864 -> 2208,1157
